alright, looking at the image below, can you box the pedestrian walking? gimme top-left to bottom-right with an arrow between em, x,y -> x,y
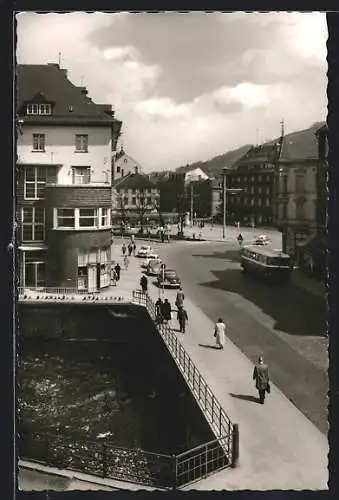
175,287 -> 185,310
123,255 -> 129,270
140,275 -> 148,293
237,233 -> 243,247
161,298 -> 172,323
128,243 -> 133,256
214,317 -> 226,350
177,307 -> 188,333
133,242 -> 136,256
122,243 -> 127,256
114,263 -> 121,282
253,356 -> 270,404
155,297 -> 164,323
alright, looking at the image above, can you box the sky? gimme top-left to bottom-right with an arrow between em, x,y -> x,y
16,11 -> 328,172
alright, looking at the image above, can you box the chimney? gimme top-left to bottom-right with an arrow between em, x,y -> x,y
134,166 -> 138,174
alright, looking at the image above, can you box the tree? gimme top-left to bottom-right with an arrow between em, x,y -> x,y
135,189 -> 150,233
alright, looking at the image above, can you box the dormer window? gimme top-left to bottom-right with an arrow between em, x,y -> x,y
26,103 -> 52,115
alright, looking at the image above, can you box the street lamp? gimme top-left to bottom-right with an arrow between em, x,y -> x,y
222,166 -> 242,240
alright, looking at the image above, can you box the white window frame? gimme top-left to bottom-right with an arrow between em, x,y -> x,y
24,167 -> 47,200
75,134 -> 89,153
56,208 -> 76,228
79,208 -> 99,228
21,207 -> 45,242
26,103 -> 52,115
32,133 -> 46,152
100,207 -> 110,227
72,166 -> 91,185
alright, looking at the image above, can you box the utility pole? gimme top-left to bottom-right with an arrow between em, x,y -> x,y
222,168 -> 227,239
189,183 -> 199,226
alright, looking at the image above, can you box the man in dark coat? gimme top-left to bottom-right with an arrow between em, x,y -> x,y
253,356 -> 270,404
161,298 -> 172,323
128,243 -> 133,256
114,263 -> 121,281
175,287 -> 185,310
140,275 -> 148,293
177,308 -> 188,333
155,297 -> 164,323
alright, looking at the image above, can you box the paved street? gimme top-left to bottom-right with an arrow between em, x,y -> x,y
106,238 -> 328,489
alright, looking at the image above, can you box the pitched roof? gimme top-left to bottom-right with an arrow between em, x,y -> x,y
16,64 -> 119,125
116,172 -> 156,189
278,123 -> 323,161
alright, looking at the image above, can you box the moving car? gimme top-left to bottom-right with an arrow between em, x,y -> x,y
146,260 -> 163,276
157,269 -> 181,288
137,245 -> 152,258
254,234 -> 270,246
141,254 -> 161,268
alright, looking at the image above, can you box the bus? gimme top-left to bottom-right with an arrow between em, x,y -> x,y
240,245 -> 294,282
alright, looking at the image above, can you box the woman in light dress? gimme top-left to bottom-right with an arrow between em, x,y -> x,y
214,318 -> 226,349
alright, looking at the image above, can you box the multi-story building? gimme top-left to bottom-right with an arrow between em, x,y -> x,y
273,125 -> 321,258
17,63 -> 122,291
225,142 -> 282,226
113,147 -> 143,181
113,169 -> 160,224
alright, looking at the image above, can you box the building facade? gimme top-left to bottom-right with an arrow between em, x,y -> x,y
113,148 -> 144,181
225,142 -> 282,226
17,63 -> 122,291
113,170 -> 160,225
272,125 -> 323,269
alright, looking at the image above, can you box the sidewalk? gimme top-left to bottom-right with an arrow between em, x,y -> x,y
108,242 -> 328,490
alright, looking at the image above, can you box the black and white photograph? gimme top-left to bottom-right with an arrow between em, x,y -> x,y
16,11 -> 329,491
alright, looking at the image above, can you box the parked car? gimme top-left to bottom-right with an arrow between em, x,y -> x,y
254,234 -> 270,246
141,254 -> 161,268
124,226 -> 138,236
147,260 -> 163,276
157,269 -> 181,288
137,245 -> 152,257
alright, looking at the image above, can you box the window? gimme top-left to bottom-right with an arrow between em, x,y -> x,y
266,186 -> 270,194
251,186 -> 254,193
244,196 -> 248,205
24,167 -> 47,199
258,175 -> 262,181
32,134 -> 45,151
116,166 -> 121,173
266,174 -> 270,181
266,198 -> 270,206
258,187 -> 262,194
72,166 -> 91,185
57,208 -> 75,228
79,208 -> 98,227
282,203 -> 287,219
26,103 -> 51,115
123,196 -> 128,205
296,200 -> 305,220
295,175 -> 305,193
75,134 -> 88,152
22,207 -> 45,242
258,198 -> 262,206
250,198 -> 255,206
252,176 -> 255,182
131,197 -> 136,206
101,208 -> 110,227
24,251 -> 45,287
147,197 -> 152,205
282,176 -> 288,193
244,176 -> 247,182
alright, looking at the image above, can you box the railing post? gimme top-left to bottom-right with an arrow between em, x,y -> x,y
231,424 -> 239,468
205,443 -> 208,477
188,357 -> 190,383
193,364 -> 196,391
172,454 -> 178,490
198,375 -> 201,400
102,442 -> 108,477
219,407 -> 222,436
204,384 -> 207,410
211,397 -> 214,423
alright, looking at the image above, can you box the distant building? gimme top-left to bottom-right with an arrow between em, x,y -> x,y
113,147 -> 144,181
225,141 -> 283,226
273,124 -> 325,276
113,171 -> 160,225
17,63 -> 122,290
184,167 -> 209,183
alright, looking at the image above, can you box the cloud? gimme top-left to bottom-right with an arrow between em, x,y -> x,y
16,12 -> 327,171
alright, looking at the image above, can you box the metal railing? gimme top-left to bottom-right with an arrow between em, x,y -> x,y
132,290 -> 238,476
19,431 -> 174,489
18,287 -> 100,295
19,288 -> 238,488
